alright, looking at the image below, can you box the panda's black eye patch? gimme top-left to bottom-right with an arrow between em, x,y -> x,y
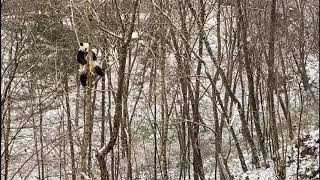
85,48 -> 87,51
80,42 -> 83,46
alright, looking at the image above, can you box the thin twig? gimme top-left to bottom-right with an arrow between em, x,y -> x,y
70,0 -> 80,45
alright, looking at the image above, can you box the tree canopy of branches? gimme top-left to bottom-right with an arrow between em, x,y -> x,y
1,0 -> 319,179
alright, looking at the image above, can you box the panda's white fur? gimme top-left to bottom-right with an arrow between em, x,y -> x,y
79,42 -> 89,52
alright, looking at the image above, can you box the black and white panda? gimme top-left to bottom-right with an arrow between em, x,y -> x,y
77,42 -> 104,87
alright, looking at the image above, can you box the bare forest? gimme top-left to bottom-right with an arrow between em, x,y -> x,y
1,0 -> 319,179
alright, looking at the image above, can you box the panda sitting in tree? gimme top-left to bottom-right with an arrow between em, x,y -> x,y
77,42 -> 104,87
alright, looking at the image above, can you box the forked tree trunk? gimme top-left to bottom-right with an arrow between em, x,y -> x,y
215,0 -> 226,178
186,0 -> 261,169
169,26 -> 188,180
96,1 -> 139,177
179,2 -> 205,179
237,0 -> 268,166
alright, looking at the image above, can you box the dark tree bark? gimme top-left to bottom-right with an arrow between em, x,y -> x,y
178,2 -> 205,179
237,0 -> 268,166
186,0 -> 261,169
63,68 -> 76,180
267,0 -> 285,178
170,26 -> 188,180
159,20 -> 169,180
4,94 -> 11,180
267,0 -> 280,154
80,1 -> 95,178
96,1 -> 139,177
99,59 -> 108,180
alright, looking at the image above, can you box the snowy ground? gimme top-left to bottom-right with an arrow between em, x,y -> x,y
226,129 -> 319,180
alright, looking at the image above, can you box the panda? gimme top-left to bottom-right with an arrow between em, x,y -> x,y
77,42 -> 104,87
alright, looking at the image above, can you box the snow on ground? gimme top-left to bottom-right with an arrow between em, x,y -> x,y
217,129 -> 319,180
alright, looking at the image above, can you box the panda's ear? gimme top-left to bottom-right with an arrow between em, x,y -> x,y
80,42 -> 83,46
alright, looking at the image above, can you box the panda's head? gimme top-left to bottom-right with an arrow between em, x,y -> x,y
79,42 -> 90,53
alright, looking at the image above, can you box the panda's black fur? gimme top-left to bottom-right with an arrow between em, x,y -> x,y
77,42 -> 104,87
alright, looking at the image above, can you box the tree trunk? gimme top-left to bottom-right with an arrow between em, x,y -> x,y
268,0 -> 280,155
160,32 -> 169,180
187,0 -> 260,169
178,2 -> 205,179
80,1 -> 95,178
229,74 -> 248,173
267,0 -> 285,178
38,93 -> 45,179
278,46 -> 293,140
215,1 -> 227,179
212,0 -> 228,180
4,94 -> 11,180
75,69 -> 80,127
99,58 -> 108,180
170,26 -> 188,180
123,48 -> 133,180
80,45 -> 94,179
237,0 -> 268,166
96,0 -> 139,176
88,83 -> 98,172
64,70 -> 76,180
